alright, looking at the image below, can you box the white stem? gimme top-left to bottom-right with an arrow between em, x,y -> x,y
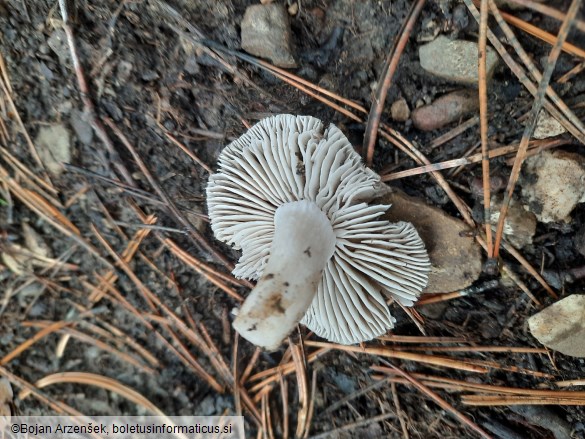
233,200 -> 336,350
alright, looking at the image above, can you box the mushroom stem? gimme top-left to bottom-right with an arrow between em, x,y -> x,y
233,200 -> 336,350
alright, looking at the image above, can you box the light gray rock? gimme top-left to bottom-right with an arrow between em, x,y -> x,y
47,28 -> 70,66
35,124 -> 71,176
241,3 -> 297,68
521,150 -> 585,223
411,89 -> 478,131
419,36 -> 498,85
528,294 -> 585,357
70,109 -> 94,145
382,189 -> 482,294
533,110 -> 566,139
489,196 -> 537,249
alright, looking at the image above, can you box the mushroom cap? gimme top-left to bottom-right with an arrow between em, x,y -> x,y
207,114 -> 430,344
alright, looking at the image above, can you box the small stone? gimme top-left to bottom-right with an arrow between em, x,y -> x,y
411,89 -> 478,131
521,150 -> 585,223
419,36 -> 498,85
288,2 -> 299,15
184,56 -> 200,75
47,28 -> 70,66
533,110 -> 566,139
116,60 -> 133,84
241,4 -> 297,68
35,124 -> 71,176
382,189 -> 482,294
489,196 -> 536,249
390,98 -> 410,122
528,294 -> 585,357
141,70 -> 159,81
70,109 -> 94,145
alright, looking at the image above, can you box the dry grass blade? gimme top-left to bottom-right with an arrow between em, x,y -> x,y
0,366 -> 82,416
22,321 -> 155,373
363,0 -> 426,165
304,341 -> 488,373
18,372 -> 165,415
0,57 -> 52,183
381,138 -> 568,180
89,214 -> 156,302
162,238 -> 244,301
478,0 -> 493,258
0,310 -> 97,366
462,395 -> 585,406
463,0 -> 585,145
57,0 -> 133,184
492,0 -> 582,258
104,117 -> 233,270
504,0 -> 585,32
496,7 -> 585,59
162,130 -> 213,174
291,342 -> 309,439
306,412 -> 397,439
486,0 -> 585,138
378,335 -> 468,343
387,364 -> 492,439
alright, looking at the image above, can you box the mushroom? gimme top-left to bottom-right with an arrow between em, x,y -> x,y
207,115 -> 430,350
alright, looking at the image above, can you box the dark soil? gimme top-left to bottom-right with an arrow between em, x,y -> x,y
1,0 -> 584,438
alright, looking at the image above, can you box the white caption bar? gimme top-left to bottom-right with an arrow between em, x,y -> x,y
0,416 -> 245,439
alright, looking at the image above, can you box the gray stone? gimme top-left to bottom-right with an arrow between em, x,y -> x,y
241,4 -> 297,68
411,89 -> 478,131
533,110 -> 566,139
521,150 -> 585,223
35,124 -> 71,176
47,28 -> 70,66
489,195 -> 536,249
528,294 -> 585,357
382,189 -> 482,294
419,36 -> 498,85
70,109 -> 94,145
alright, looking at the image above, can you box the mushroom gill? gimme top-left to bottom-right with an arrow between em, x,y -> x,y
207,114 -> 430,349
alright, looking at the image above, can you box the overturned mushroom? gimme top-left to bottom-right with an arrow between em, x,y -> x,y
207,115 -> 429,350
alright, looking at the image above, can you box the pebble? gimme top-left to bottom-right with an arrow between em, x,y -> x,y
489,195 -> 536,249
390,98 -> 410,122
241,3 -> 297,68
419,36 -> 498,85
70,109 -> 94,145
528,294 -> 585,357
521,150 -> 585,223
382,189 -> 482,294
533,110 -> 566,139
47,28 -> 70,66
411,89 -> 478,131
35,124 -> 71,176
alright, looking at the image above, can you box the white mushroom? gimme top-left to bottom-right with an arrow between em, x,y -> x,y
207,115 -> 430,350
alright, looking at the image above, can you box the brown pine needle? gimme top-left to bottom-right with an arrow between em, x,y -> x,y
478,0 -> 493,258
363,0 -> 426,165
18,372 -> 165,415
304,341 -> 488,373
0,366 -> 82,416
386,364 -> 492,439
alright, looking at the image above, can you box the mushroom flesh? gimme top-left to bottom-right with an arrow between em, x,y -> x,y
207,115 -> 430,350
